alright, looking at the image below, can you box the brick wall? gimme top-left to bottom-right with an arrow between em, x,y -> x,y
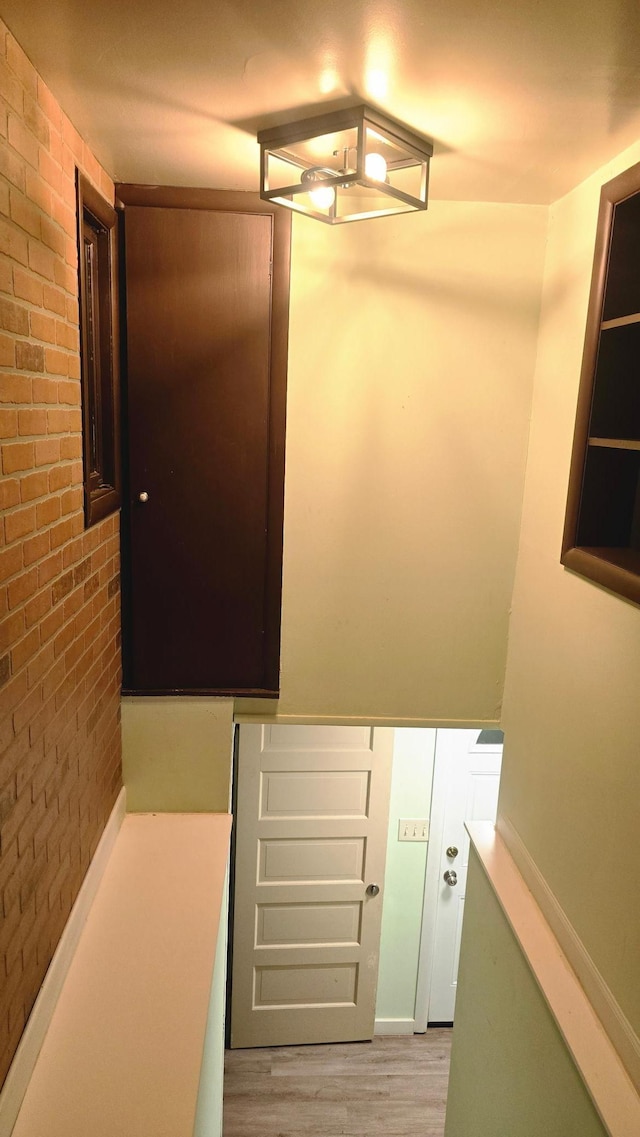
0,21 -> 122,1086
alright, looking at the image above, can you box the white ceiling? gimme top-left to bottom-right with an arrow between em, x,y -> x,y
4,0 -> 640,204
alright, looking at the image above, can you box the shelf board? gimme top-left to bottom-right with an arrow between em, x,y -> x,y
600,312 -> 640,330
588,437 -> 640,451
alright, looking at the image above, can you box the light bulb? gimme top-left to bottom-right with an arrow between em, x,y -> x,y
365,152 -> 387,182
309,184 -> 336,210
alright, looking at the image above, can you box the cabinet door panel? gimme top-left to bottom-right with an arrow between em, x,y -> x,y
120,190 -> 289,693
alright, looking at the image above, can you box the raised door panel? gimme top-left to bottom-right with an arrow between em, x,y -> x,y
231,724 -> 393,1047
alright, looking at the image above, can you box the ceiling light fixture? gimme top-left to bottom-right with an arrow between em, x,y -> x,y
258,104 -> 433,225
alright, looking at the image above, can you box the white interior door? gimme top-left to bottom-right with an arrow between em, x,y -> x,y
423,729 -> 502,1024
229,724 -> 393,1048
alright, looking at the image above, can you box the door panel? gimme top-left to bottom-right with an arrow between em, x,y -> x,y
427,730 -> 502,1023
230,724 -> 393,1047
118,187 -> 290,694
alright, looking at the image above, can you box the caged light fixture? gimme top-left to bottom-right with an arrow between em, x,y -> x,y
258,104 -> 433,225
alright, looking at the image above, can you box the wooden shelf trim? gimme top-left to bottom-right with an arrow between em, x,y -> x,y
600,312 -> 640,330
588,437 -> 640,451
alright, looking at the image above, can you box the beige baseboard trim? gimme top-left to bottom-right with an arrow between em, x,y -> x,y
0,788 -> 127,1137
498,815 -> 640,1093
374,1018 -> 416,1036
468,820 -> 640,1137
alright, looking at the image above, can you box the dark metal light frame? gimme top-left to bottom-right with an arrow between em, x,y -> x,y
258,104 -> 433,225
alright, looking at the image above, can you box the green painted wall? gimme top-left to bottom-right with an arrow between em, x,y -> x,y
375,728 -> 436,1024
445,852 -> 607,1137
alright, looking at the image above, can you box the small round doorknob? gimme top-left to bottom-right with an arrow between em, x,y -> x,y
446,846 -> 459,859
138,491 -> 149,503
366,883 -> 380,897
443,870 -> 457,886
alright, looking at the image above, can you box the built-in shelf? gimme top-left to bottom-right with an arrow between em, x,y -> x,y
600,312 -> 640,330
562,159 -> 640,606
588,437 -> 640,451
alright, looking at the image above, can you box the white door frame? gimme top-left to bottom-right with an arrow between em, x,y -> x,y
414,730 -> 503,1031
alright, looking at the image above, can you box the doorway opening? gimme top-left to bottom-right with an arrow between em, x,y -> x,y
227,724 -> 503,1049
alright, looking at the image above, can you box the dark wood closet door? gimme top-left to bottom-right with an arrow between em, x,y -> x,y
118,188 -> 290,694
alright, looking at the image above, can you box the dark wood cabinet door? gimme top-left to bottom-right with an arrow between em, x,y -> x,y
118,188 -> 290,694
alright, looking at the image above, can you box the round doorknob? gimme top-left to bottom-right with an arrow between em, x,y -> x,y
366,883 -> 380,897
138,491 -> 149,503
443,870 -> 457,886
446,846 -> 459,859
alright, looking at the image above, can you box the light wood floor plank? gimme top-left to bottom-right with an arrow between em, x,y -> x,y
223,1030 -> 452,1137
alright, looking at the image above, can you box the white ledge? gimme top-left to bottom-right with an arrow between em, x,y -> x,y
10,812 -> 232,1137
467,821 -> 640,1137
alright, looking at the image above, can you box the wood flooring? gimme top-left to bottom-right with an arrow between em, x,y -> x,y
223,1029 -> 452,1137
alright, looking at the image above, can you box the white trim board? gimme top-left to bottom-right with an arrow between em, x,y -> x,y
497,815 -> 640,1092
468,821 -> 640,1137
0,788 -> 126,1137
374,1018 -> 416,1036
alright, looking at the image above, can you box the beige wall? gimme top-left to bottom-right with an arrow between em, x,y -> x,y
498,139 -> 640,1036
245,200 -> 548,724
445,852 -> 608,1137
121,697 -> 234,812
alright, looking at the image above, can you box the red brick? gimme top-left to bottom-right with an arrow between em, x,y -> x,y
0,56 -> 23,115
12,683 -> 42,736
37,146 -> 62,195
0,544 -> 22,584
20,470 -> 48,502
4,503 -> 35,543
65,297 -> 79,326
37,78 -> 62,131
11,625 -> 40,670
42,283 -> 66,316
0,372 -> 31,402
25,165 -> 51,214
67,353 -> 80,381
53,259 -> 75,294
0,258 -> 13,294
56,380 -> 80,406
59,435 -> 81,460
9,188 -> 40,238
0,295 -> 28,335
51,197 -> 75,240
27,238 -> 54,281
18,409 -> 46,437
6,37 -> 37,98
23,95 -> 49,148
0,331 -> 15,366
7,113 -> 38,168
31,377 -> 57,404
49,517 -> 73,550
25,588 -> 51,629
0,408 -> 17,437
34,437 -> 59,466
61,487 -> 82,516
37,551 -> 62,589
15,342 -> 44,372
2,440 -> 33,473
36,496 -> 61,528
0,608 -> 24,651
0,478 -> 19,510
13,266 -> 42,306
29,311 -> 56,343
7,566 -> 37,609
47,465 -> 72,493
0,137 -> 26,194
22,531 -> 49,567
39,603 -> 64,646
44,348 -> 68,376
0,216 -> 28,265
55,321 -> 78,351
40,216 -> 65,258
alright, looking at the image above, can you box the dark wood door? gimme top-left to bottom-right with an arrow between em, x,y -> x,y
118,188 -> 290,694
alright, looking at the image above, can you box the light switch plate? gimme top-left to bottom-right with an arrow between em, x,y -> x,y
398,818 -> 429,842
